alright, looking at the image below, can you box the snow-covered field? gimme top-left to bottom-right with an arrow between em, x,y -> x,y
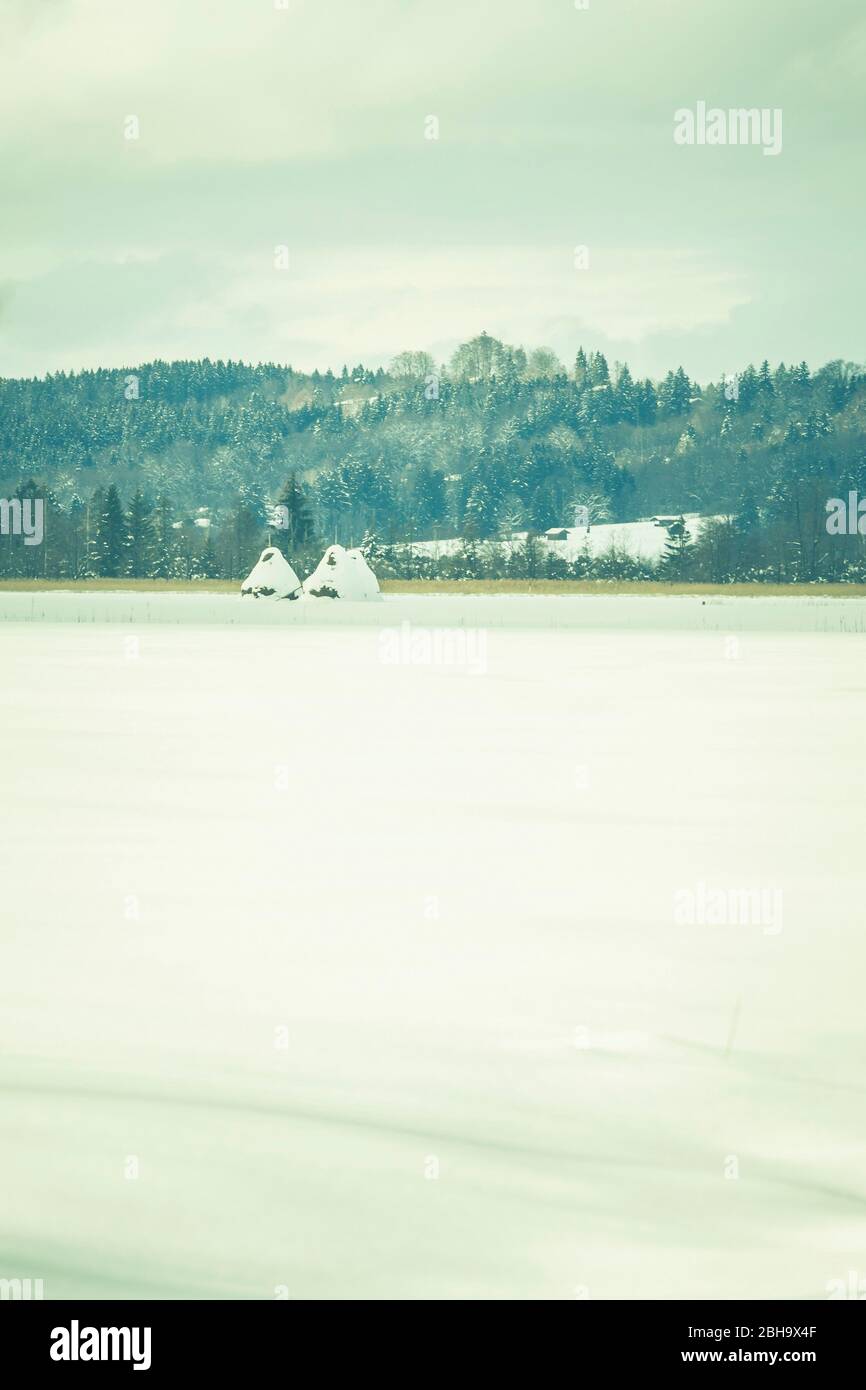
1,593 -> 865,1300
408,514 -> 710,563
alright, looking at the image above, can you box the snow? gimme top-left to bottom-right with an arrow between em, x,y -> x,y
410,515 -> 709,563
240,546 -> 302,599
1,593 -> 865,1299
303,544 -> 381,600
1,589 -> 863,634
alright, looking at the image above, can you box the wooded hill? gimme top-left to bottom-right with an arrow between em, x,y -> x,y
1,334 -> 864,582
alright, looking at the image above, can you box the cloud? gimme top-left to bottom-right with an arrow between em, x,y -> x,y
0,244 -> 751,378
0,0 -> 862,379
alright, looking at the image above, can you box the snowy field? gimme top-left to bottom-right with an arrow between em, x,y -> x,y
1,593 -> 865,1300
406,514 -> 710,563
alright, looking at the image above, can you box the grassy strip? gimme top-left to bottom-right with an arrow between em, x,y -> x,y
0,578 -> 237,593
1,577 -> 866,597
380,579 -> 866,597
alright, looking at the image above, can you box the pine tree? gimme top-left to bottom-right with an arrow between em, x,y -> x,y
463,482 -> 495,538
360,530 -> 388,570
757,360 -> 774,403
588,351 -> 610,387
275,473 -> 315,549
660,367 -> 692,417
79,489 -> 103,579
661,516 -> 693,579
13,478 -> 45,580
506,530 -> 544,579
614,363 -> 636,422
67,494 -> 86,578
127,490 -> 155,578
231,490 -> 266,576
192,527 -> 218,578
635,379 -> 658,426
151,494 -> 178,578
97,485 -> 127,577
737,365 -> 758,412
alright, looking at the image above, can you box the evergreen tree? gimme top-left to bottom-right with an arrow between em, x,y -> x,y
757,360 -> 774,403
359,530 -> 389,571
588,351 -> 610,387
79,489 -> 104,579
660,516 -> 693,579
614,363 -> 637,422
659,366 -> 692,416
192,527 -> 219,578
737,365 -> 759,412
635,379 -> 658,426
463,482 -> 496,538
97,485 -> 127,577
127,489 -> 155,578
151,494 -> 178,578
274,473 -> 315,549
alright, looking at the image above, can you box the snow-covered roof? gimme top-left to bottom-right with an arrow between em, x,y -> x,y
241,547 -> 302,599
303,545 -> 381,600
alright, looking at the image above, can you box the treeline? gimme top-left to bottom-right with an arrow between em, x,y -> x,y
1,333 -> 865,583
0,477 -> 319,582
3,479 -> 865,585
367,513 -> 866,585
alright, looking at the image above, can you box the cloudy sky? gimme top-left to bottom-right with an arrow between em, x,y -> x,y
1,0 -> 863,381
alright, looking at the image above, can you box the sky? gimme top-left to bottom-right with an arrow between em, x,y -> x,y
1,0 -> 863,382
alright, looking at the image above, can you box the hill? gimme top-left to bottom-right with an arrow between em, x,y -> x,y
1,334 -> 864,583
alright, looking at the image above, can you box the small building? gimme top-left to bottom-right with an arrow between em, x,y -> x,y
544,527 -> 570,542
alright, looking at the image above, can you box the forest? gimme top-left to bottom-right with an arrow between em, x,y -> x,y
1,333 -> 864,583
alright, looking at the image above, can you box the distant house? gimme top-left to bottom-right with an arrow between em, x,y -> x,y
543,527 -> 570,541
651,515 -> 682,528
335,395 -> 378,417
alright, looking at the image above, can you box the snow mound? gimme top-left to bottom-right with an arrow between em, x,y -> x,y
241,547 -> 302,599
303,545 -> 381,600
